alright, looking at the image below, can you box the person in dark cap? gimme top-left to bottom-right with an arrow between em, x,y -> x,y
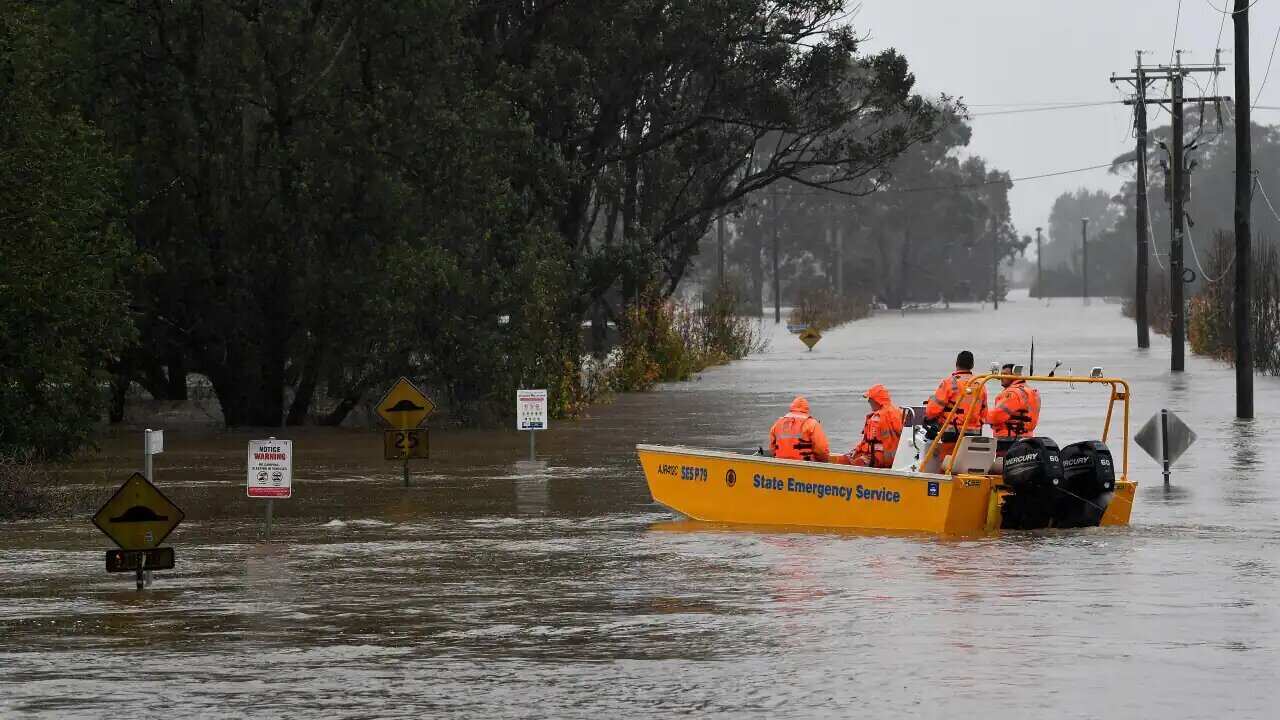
923,350 -> 988,446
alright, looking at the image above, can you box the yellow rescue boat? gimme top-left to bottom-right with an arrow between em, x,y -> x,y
637,374 -> 1137,534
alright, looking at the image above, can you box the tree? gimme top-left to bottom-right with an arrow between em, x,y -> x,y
0,1 -> 135,458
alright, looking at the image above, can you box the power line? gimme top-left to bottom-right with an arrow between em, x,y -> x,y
965,100 -> 1118,107
968,101 -> 1121,117
1256,22 -> 1280,105
1170,0 -> 1184,66
1185,220 -> 1233,283
1205,0 -> 1261,13
775,161 -> 1134,197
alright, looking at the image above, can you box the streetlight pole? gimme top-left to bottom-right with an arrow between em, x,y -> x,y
1081,217 -> 1089,304
1035,226 -> 1043,298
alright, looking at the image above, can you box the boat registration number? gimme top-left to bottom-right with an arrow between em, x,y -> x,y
658,464 -> 708,482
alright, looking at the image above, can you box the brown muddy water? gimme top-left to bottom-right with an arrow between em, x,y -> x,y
2,292 -> 1278,718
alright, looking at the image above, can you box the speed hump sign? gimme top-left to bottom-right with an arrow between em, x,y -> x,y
384,429 -> 429,460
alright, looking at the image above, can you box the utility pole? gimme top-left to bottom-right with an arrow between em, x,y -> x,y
1134,52 -> 1151,349
716,214 -> 726,289
825,224 -> 832,294
1081,217 -> 1089,303
1114,52 -> 1227,372
1235,0 -> 1254,417
992,230 -> 1000,310
836,225 -> 844,298
1035,227 -> 1043,297
1170,63 -> 1186,371
771,187 -> 780,324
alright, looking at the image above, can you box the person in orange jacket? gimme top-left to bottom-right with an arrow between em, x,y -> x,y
924,350 -> 988,434
835,384 -> 904,468
987,363 -> 1041,438
769,395 -> 830,462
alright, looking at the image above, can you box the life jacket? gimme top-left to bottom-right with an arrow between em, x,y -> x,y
925,370 -> 988,431
770,396 -> 829,462
988,381 -> 1041,438
855,403 -> 905,468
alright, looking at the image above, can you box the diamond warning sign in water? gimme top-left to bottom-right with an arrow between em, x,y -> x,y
799,327 -> 822,350
376,377 -> 435,429
247,438 -> 293,498
92,473 -> 185,550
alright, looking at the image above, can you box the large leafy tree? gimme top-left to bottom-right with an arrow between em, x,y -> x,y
0,1 -> 135,458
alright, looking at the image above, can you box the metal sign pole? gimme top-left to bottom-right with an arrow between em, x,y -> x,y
529,430 -> 536,462
143,428 -> 153,481
403,424 -> 411,487
1160,409 -> 1171,485
265,498 -> 273,539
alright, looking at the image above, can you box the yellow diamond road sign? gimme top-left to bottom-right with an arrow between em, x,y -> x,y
799,327 -> 822,350
92,473 -> 185,551
376,376 -> 435,429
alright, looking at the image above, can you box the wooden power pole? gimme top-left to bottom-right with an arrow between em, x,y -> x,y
1035,227 -> 1043,297
771,187 -> 780,324
1114,53 -> 1227,372
1134,52 -> 1151,349
1171,66 -> 1186,371
716,214 -> 726,289
1235,0 -> 1254,417
1081,217 -> 1089,303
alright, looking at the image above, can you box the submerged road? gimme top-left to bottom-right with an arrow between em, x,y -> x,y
2,292 -> 1277,718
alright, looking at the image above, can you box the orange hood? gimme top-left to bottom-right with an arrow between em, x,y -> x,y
864,384 -> 891,408
789,395 -> 810,415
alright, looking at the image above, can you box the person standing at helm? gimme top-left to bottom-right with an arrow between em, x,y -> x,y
835,384 -> 904,468
924,350 -> 989,434
769,395 -> 830,462
987,363 -> 1041,438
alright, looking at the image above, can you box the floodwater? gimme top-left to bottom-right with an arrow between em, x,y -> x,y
2,291 -> 1278,718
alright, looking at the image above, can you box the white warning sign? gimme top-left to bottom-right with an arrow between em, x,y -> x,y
247,439 -> 293,498
516,389 -> 548,431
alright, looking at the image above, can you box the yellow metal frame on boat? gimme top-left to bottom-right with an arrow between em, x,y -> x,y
922,374 -> 1131,481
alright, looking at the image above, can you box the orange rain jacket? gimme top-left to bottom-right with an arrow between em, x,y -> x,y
987,380 -> 1041,438
769,396 -> 830,462
838,384 -> 904,468
924,370 -> 988,432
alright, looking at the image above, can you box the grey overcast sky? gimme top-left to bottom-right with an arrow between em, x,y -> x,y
855,0 -> 1280,238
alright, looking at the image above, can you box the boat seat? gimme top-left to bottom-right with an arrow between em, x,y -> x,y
946,435 -> 996,475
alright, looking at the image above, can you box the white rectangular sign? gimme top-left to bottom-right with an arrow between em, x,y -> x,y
247,439 -> 293,498
516,389 -> 548,431
145,429 -> 164,455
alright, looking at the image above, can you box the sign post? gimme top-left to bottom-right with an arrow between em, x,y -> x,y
143,428 -> 164,480
92,472 -> 184,590
376,377 -> 435,486
1135,408 -> 1197,485
248,438 -> 292,538
517,389 -> 548,461
799,327 -> 822,351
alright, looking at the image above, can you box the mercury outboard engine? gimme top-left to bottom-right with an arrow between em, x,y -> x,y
999,437 -> 1063,530
1053,440 -> 1116,527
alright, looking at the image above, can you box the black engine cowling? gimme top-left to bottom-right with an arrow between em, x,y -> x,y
1054,440 -> 1116,527
999,437 -> 1063,530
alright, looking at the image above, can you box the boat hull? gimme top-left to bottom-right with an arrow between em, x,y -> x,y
638,444 -> 1135,534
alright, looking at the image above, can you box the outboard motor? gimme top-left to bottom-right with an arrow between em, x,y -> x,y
1053,440 -> 1116,527
999,437 -> 1063,530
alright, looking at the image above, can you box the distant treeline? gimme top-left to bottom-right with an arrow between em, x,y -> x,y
2,1 -> 1024,459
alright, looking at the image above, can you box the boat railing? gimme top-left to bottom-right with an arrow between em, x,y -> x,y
920,374 -> 1131,480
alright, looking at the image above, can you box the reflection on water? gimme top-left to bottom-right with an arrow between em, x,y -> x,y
1,291 -> 1278,718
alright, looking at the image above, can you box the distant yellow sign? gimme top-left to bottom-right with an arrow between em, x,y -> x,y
799,327 -> 822,350
92,473 -> 185,551
384,429 -> 429,460
376,377 -> 435,429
